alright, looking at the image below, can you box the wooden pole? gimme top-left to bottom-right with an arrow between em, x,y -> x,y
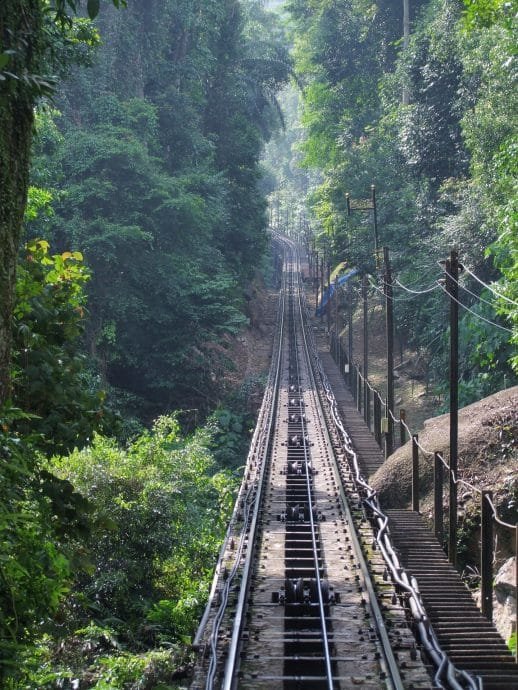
362,275 -> 370,427
384,247 -> 394,458
434,452 -> 444,545
412,434 -> 419,512
348,278 -> 353,383
327,260 -> 331,332
481,491 -> 493,621
446,249 -> 459,566
320,255 -> 324,322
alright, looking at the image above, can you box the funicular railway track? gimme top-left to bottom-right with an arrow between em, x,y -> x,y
190,236 -> 487,690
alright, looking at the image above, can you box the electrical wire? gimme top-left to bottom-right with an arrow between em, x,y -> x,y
435,281 -> 514,333
463,265 -> 518,308
443,272 -> 507,311
368,277 -> 437,302
394,277 -> 442,295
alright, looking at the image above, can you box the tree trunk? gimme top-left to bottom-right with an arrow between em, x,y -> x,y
0,2 -> 43,404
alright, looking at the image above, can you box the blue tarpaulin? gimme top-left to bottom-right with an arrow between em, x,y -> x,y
316,267 -> 359,316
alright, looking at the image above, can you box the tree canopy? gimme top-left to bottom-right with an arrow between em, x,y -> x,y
277,0 -> 517,401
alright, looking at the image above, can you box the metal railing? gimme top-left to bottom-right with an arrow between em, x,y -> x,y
329,329 -> 518,660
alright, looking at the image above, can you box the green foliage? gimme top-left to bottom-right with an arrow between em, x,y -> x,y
285,0 -> 516,397
4,415 -> 235,687
459,18 -> 518,370
209,407 -> 249,470
13,239 -> 109,454
0,407 -> 71,679
462,0 -> 514,30
49,416 -> 236,642
10,630 -> 187,690
34,1 -> 290,419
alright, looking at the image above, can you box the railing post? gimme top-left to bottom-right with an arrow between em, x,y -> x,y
315,252 -> 319,311
357,366 -> 362,413
515,524 -> 518,662
481,490 -> 493,621
365,385 -> 371,430
347,278 -> 353,383
335,276 -> 339,357
412,434 -> 419,513
374,394 -> 382,448
327,260 -> 331,332
434,452 -> 444,545
320,255 -> 325,322
399,409 -> 407,446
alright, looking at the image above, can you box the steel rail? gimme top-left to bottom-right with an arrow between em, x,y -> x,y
219,234 -> 290,690
196,234 -> 288,689
291,246 -> 405,690
286,244 -> 335,690
298,276 -> 481,690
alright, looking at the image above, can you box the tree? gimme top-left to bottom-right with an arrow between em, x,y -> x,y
0,0 -> 123,405
0,2 -> 45,403
34,0 -> 290,418
286,0 -> 516,400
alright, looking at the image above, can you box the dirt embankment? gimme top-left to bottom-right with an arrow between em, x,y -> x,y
222,276 -> 278,410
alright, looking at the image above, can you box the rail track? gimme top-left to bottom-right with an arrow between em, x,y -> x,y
190,236 -> 497,690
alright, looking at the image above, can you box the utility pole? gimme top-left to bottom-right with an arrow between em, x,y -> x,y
327,259 -> 331,332
335,277 -> 340,371
362,274 -> 370,426
320,255 -> 324,322
403,0 -> 410,105
384,247 -> 394,458
347,278 -> 353,380
314,252 -> 319,312
371,185 -> 380,262
445,249 -> 459,566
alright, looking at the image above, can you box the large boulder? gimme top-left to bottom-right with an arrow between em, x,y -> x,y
494,557 -> 517,642
370,386 -> 518,513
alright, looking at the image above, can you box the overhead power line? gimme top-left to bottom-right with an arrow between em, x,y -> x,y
435,281 -> 514,333
368,277 -> 426,302
463,265 -> 518,308
444,271 -> 508,311
394,277 -> 441,295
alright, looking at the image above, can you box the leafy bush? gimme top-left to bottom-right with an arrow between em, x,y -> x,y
49,416 -> 236,642
0,408 -> 71,680
13,239 -> 110,455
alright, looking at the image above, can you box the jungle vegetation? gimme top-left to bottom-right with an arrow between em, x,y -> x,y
1,1 -> 289,686
0,0 -> 515,686
266,0 -> 517,404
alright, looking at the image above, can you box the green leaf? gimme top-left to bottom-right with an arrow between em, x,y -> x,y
87,0 -> 100,19
0,53 -> 10,70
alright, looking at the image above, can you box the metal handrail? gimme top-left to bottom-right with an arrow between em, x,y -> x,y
306,296 -> 480,690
